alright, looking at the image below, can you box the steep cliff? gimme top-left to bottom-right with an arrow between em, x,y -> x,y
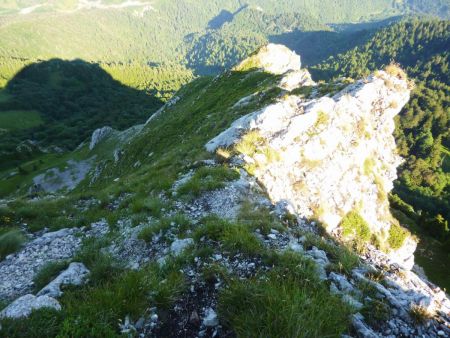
207,44 -> 416,269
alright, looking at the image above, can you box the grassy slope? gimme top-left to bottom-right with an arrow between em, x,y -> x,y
0,67 -> 359,336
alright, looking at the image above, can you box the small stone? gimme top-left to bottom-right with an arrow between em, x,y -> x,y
267,234 -> 277,240
170,238 -> 194,256
437,331 -> 445,336
189,310 -> 200,326
203,308 -> 218,327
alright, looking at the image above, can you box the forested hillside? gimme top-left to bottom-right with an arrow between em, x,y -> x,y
0,1 -> 448,172
311,20 -> 450,279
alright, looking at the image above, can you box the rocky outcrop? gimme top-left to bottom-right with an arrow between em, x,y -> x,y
0,222 -> 108,301
37,262 -> 90,298
0,294 -> 61,319
207,45 -> 416,269
0,263 -> 90,319
235,43 -> 301,74
89,126 -> 114,150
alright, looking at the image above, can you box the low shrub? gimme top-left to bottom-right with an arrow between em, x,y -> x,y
340,211 -> 371,242
388,223 -> 409,250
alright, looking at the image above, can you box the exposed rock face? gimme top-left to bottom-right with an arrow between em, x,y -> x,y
279,69 -> 315,91
0,222 -> 108,301
89,126 -> 114,150
37,262 -> 90,298
207,45 -> 416,269
0,294 -> 61,319
236,43 -> 301,74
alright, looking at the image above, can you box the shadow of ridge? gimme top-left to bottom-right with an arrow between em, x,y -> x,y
0,58 -> 163,168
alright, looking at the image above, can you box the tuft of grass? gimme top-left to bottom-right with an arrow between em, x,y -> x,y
216,147 -> 232,162
129,196 -> 164,217
303,233 -> 360,275
387,223 -> 409,250
362,299 -> 391,326
384,63 -> 407,81
177,166 -> 240,197
363,157 -> 375,176
194,216 -> 264,257
409,304 -> 434,325
33,260 -> 70,292
219,251 -> 352,337
73,237 -> 122,285
58,262 -> 185,337
0,308 -> 64,338
340,211 -> 371,243
138,213 -> 191,243
237,201 -> 284,235
0,228 -> 26,260
234,130 -> 265,157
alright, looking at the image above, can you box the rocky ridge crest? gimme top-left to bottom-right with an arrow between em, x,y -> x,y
207,44 -> 416,269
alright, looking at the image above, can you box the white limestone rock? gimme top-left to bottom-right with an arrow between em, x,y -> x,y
0,294 -> 61,319
206,63 -> 416,268
37,262 -> 90,298
89,126 -> 113,150
279,69 -> 316,91
202,308 -> 219,327
170,238 -> 194,256
236,43 -> 301,75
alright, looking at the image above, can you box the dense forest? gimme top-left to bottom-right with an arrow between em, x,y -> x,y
311,20 -> 450,244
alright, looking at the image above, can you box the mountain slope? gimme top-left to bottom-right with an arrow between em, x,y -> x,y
1,45 -> 449,338
311,19 -> 450,231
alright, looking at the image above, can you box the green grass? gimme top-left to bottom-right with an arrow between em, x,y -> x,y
0,110 -> 43,131
0,227 -> 25,260
237,200 -> 285,235
387,223 -> 409,250
340,211 -> 371,246
219,251 -> 352,337
303,232 -> 360,276
177,165 -> 240,197
194,216 -> 264,257
33,260 -> 70,292
138,213 -> 192,243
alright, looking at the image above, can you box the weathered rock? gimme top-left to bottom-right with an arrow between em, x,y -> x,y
236,43 -> 301,75
170,238 -> 194,256
89,126 -> 113,150
279,69 -> 316,91
202,308 -> 219,327
206,63 -> 416,268
37,262 -> 90,298
0,294 -> 61,319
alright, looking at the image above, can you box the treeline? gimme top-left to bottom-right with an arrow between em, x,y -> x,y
311,19 -> 450,241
